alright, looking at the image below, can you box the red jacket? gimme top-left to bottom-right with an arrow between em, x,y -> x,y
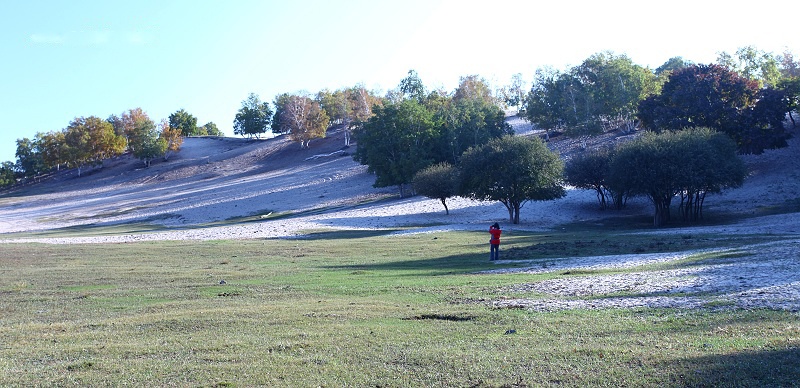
489,227 -> 501,245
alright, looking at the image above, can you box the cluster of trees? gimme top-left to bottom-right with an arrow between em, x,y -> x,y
4,45 -> 798,228
356,47 -> 799,226
565,128 -> 746,226
352,71 -> 565,223
524,47 -> 800,154
3,108 -> 217,185
353,72 -> 513,193
231,85 -> 383,149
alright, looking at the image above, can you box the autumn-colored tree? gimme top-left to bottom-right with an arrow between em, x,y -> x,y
274,94 -> 329,148
63,116 -> 125,176
159,119 -> 183,161
120,108 -> 154,153
453,75 -> 494,104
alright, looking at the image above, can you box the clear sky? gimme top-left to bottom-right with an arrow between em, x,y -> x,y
1,0 -> 797,163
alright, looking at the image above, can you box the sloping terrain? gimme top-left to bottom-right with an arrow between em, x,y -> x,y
0,124 -> 798,243
1,124 -> 800,311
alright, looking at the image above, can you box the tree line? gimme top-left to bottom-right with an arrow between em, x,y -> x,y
3,108 -> 222,184
355,47 -> 799,226
3,46 -> 798,228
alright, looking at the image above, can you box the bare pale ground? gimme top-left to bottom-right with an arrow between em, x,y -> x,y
1,123 -> 799,311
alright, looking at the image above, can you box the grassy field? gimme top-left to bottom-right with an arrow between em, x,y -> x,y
1,227 -> 799,387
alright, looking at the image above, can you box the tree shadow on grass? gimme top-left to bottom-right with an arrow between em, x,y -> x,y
664,348 -> 800,387
323,252 -> 493,276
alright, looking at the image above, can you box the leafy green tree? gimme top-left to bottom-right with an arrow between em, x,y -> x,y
201,122 -> 223,136
778,77 -> 800,127
316,88 -> 349,126
655,56 -> 693,76
564,147 -> 625,210
608,128 -> 746,227
638,64 -> 790,154
274,94 -> 330,148
574,51 -> 658,134
233,93 -> 273,139
398,69 -> 426,102
412,162 -> 460,214
37,131 -> 67,171
352,99 -> 438,196
169,109 -> 199,137
119,109 -> 163,167
502,73 -> 527,112
15,137 -> 46,178
0,161 -> 17,188
436,95 -> 512,164
459,135 -> 565,224
271,93 -> 292,134
524,67 -> 578,139
717,46 -> 781,87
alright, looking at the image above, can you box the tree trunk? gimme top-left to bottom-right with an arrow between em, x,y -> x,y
440,198 -> 449,215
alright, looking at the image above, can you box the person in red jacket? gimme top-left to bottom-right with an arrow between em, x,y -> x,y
489,222 -> 501,261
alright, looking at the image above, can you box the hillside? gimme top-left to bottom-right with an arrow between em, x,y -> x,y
0,124 -> 799,243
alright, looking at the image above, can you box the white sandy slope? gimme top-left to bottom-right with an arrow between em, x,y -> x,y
1,124 -> 799,311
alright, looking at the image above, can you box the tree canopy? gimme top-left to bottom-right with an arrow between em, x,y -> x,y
233,93 -> 273,139
169,109 -> 199,137
273,94 -> 330,148
460,135 -> 565,224
637,64 -> 790,154
608,128 -> 746,227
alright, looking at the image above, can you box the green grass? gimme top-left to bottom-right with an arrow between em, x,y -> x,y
1,231 -> 798,386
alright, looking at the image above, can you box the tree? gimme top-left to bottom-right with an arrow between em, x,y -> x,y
0,161 -> 17,188
503,73 -> 527,112
436,94 -> 513,164
316,88 -> 349,126
121,108 -> 154,153
655,56 -> 693,76
169,109 -> 199,137
453,75 -> 494,104
233,93 -> 272,139
63,116 -> 126,176
459,135 -> 565,224
159,119 -> 183,161
398,69 -> 426,102
574,51 -> 658,134
201,122 -> 223,136
273,94 -> 330,148
15,137 -> 46,178
345,85 -> 382,146
412,162 -> 460,214
564,147 -> 624,210
352,99 -> 438,196
119,109 -> 163,167
637,64 -> 790,154
524,66 -> 577,139
271,93 -> 292,134
37,131 -> 67,171
717,46 -> 781,87
607,128 -> 746,227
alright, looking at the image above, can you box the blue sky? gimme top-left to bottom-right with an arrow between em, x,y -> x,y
1,0 -> 797,162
